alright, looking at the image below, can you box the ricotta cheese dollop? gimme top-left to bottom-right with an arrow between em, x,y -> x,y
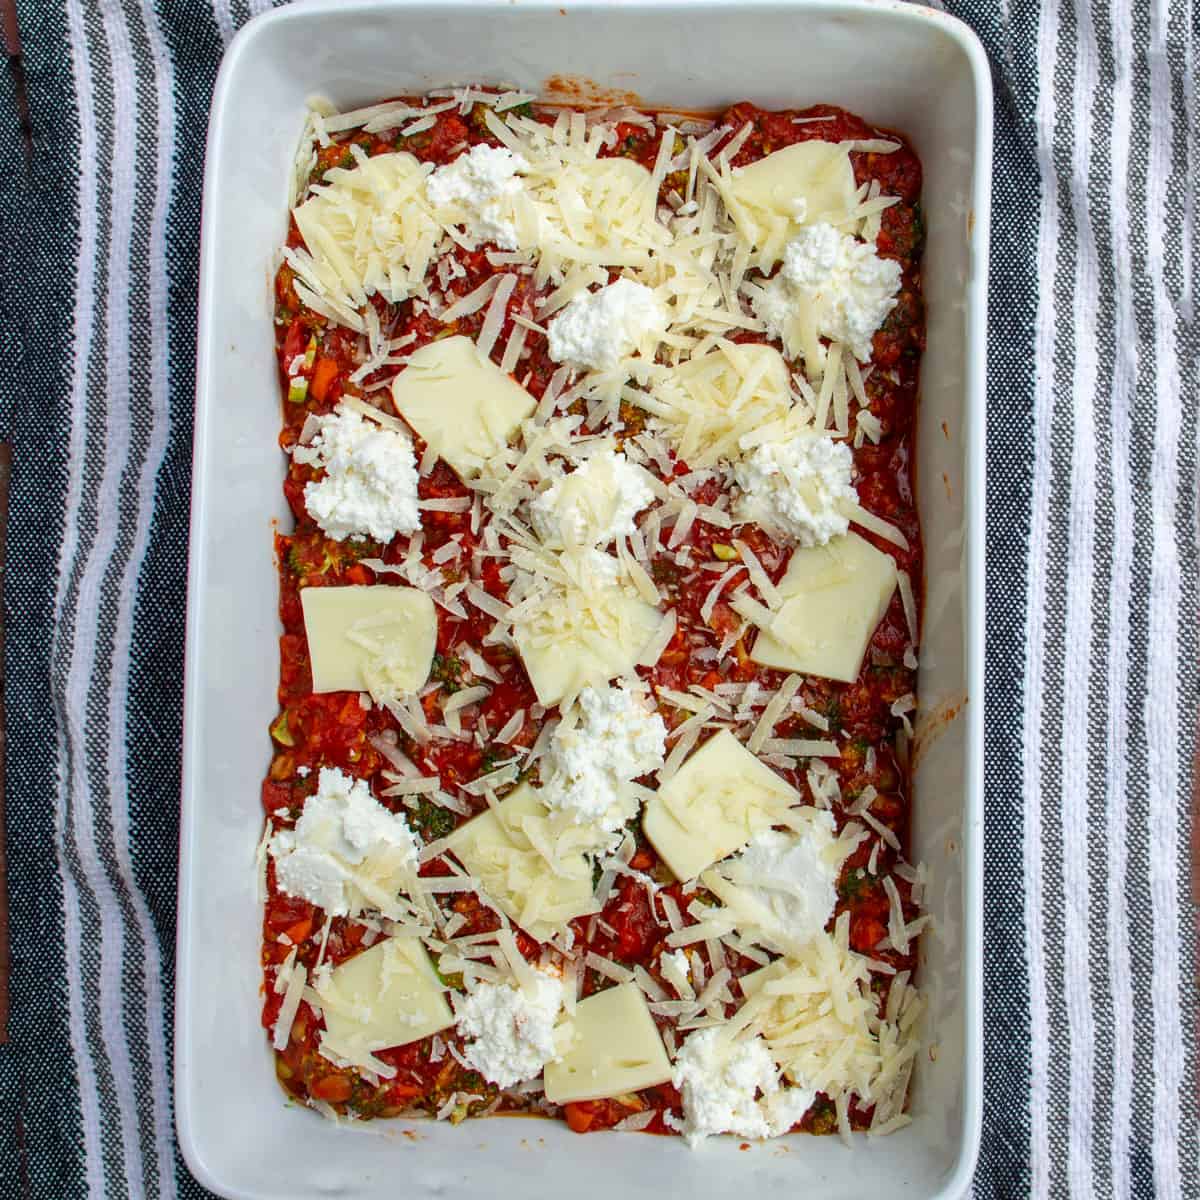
542,682 -> 667,852
671,1028 -> 814,1146
732,432 -> 855,547
725,812 -> 845,948
269,766 -> 419,920
300,403 -> 421,543
457,973 -> 566,1089
547,278 -> 669,372
752,221 -> 902,363
529,449 -> 656,549
426,143 -> 529,250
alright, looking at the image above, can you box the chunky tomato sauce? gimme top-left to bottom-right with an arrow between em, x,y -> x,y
265,95 -> 924,1134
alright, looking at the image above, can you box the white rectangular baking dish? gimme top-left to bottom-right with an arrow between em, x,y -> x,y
176,2 -> 990,1196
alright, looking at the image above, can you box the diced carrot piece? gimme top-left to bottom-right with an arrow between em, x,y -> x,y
564,1103 -> 595,1134
309,356 -> 339,403
311,1074 -> 353,1103
283,917 -> 312,945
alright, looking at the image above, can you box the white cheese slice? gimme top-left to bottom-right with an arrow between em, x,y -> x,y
727,141 -> 858,269
543,982 -> 672,1104
511,552 -> 664,709
316,937 -> 453,1068
643,729 -> 801,882
390,335 -> 535,479
514,591 -> 663,709
300,584 -> 436,698
292,151 -> 440,315
447,783 -> 595,942
749,532 -> 898,683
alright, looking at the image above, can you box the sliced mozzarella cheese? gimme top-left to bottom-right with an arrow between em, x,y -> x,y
514,588 -> 663,708
749,532 -> 898,683
316,937 -> 453,1071
389,335 -> 535,479
300,584 -> 436,699
726,141 -> 857,269
542,982 -> 672,1104
643,729 -> 801,882
447,783 -> 595,942
291,151 -> 439,318
509,550 -> 665,708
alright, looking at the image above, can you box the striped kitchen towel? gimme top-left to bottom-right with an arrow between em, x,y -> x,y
0,2 -> 1194,1197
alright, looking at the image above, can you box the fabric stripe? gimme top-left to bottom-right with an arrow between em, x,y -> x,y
1122,4 -> 1166,1193
211,1 -> 236,47
959,1 -> 1039,1192
1096,2 -> 1137,1195
64,0 -> 152,1191
1037,0 -> 1075,1186
1059,0 -> 1100,1192
1,0 -> 90,1190
1144,5 -> 1187,1194
104,1 -> 180,1195
56,2 -> 112,1194
1023,0 -> 1063,1192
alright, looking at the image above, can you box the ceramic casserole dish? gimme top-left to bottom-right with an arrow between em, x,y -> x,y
177,2 -> 990,1196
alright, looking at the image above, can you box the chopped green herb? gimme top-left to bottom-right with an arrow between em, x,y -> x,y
838,867 -> 870,901
430,653 -> 465,694
409,797 -> 456,841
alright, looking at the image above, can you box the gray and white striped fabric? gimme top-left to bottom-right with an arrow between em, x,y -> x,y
0,2 -> 1193,1197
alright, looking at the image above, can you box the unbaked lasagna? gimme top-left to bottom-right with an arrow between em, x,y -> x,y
260,87 -> 927,1146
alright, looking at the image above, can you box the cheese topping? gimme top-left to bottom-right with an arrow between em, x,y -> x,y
389,335 -> 536,479
508,548 -> 665,708
289,150 -> 439,326
426,143 -> 530,250
724,140 -> 859,270
273,94 -> 925,1144
300,585 -> 436,700
269,766 -> 419,920
457,973 -> 568,1088
446,783 -> 596,942
643,729 -> 801,882
529,450 -> 656,549
546,278 -> 669,371
316,937 -> 453,1074
541,682 -> 667,852
542,982 -> 672,1104
645,342 -> 794,469
742,531 -> 899,683
751,223 -> 902,368
671,1028 -> 813,1146
298,403 -> 421,543
709,813 -> 848,951
732,433 -> 855,546
735,932 -> 921,1129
